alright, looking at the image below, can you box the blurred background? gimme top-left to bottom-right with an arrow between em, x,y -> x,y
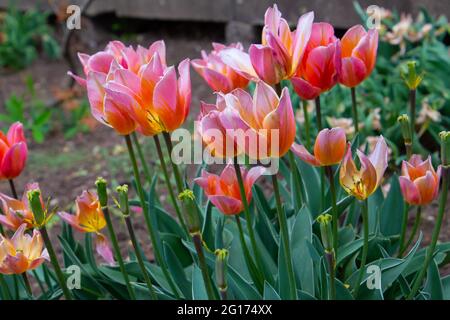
0,0 -> 449,256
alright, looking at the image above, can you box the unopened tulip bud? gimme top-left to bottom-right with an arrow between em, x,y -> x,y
95,177 -> 108,208
178,189 -> 201,233
215,249 -> 229,294
27,189 -> 45,227
398,114 -> 412,145
317,214 -> 333,253
116,185 -> 130,216
440,131 -> 450,167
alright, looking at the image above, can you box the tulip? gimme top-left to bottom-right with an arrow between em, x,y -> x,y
86,47 -> 191,135
339,25 -> 378,88
0,183 -> 41,231
290,22 -> 341,100
340,136 -> 388,200
399,155 -> 441,206
58,191 -> 114,265
194,163 -> 265,215
0,224 -> 49,275
0,122 -> 28,180
68,40 -> 166,86
192,43 -> 249,93
291,127 -> 346,166
219,81 -> 296,159
220,6 -> 314,85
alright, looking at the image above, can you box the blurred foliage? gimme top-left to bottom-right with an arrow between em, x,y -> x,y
0,5 -> 60,70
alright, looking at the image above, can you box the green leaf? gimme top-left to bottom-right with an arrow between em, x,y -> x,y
380,175 -> 404,237
263,281 -> 281,300
191,266 -> 208,299
423,258 -> 443,300
202,201 -> 215,250
163,242 -> 191,299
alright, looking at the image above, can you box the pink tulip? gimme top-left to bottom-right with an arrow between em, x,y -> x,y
292,127 -> 347,166
340,136 -> 388,200
218,81 -> 296,159
220,5 -> 314,85
291,23 -> 341,100
0,122 -> 28,180
399,155 -> 441,206
194,163 -> 265,215
192,43 -> 249,93
339,25 -> 378,88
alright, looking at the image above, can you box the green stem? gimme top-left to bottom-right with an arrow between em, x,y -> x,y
232,160 -> 267,283
40,227 -> 73,300
354,198 -> 369,297
271,174 -> 297,299
408,168 -> 449,299
315,96 -> 323,131
8,179 -> 18,199
288,151 -> 303,211
350,87 -> 359,135
124,135 -> 180,298
409,89 -> 416,142
398,203 -> 410,257
403,206 -> 422,255
153,135 -> 189,238
325,251 -> 336,300
405,143 -> 412,160
192,233 -> 216,299
302,100 -> 311,150
21,272 -> 32,298
103,207 -> 136,299
325,166 -> 339,261
162,132 -> 184,192
124,215 -> 157,300
131,132 -> 152,183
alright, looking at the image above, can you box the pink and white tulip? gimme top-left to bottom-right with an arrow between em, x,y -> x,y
0,122 -> 28,180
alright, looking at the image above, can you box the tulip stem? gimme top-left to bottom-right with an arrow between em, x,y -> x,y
102,207 -> 136,299
409,89 -> 416,142
302,100 -> 311,150
192,232 -> 217,299
402,206 -> 422,257
408,167 -> 449,299
315,96 -> 323,131
315,96 -> 326,212
325,250 -> 336,300
232,160 -> 268,286
131,133 -> 152,183
325,166 -> 339,261
288,150 -> 303,210
21,272 -> 32,298
124,215 -> 158,300
124,135 -> 181,299
398,203 -> 410,258
40,226 -> 73,300
350,87 -> 359,135
162,132 -> 184,193
153,135 -> 189,238
271,174 -> 297,299
354,198 -> 369,298
8,179 -> 18,199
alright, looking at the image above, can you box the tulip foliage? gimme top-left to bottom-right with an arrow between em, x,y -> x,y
1,4 -> 450,301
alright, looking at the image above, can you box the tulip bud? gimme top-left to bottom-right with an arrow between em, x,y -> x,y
317,214 -> 333,253
397,114 -> 412,145
178,189 -> 201,233
95,177 -> 108,208
116,185 -> 130,216
440,131 -> 450,167
215,249 -> 229,294
27,189 -> 45,227
401,61 -> 423,90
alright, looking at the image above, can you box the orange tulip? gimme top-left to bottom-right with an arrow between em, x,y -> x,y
192,43 -> 249,93
218,81 -> 296,159
220,5 -> 314,85
0,183 -> 41,231
339,25 -> 378,88
0,224 -> 49,275
399,155 -> 441,205
58,191 -> 113,265
291,127 -> 346,166
0,122 -> 28,180
291,23 -> 341,100
340,136 -> 388,200
194,163 -> 265,215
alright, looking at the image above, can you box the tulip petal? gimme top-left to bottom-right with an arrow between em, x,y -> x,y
253,81 -> 279,127
341,25 -> 366,57
86,71 -> 107,124
368,136 -> 388,187
177,58 -> 192,122
96,234 -> 115,266
208,195 -> 242,215
415,171 -> 438,205
88,52 -> 114,74
103,89 -> 137,135
314,127 -> 346,166
291,76 -> 321,100
353,29 -> 378,74
339,56 -> 367,87
220,48 -> 259,81
249,44 -> 282,85
399,176 -> 421,205
291,142 -> 321,166
7,122 -> 25,146
291,11 -> 314,73
0,142 -> 27,179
